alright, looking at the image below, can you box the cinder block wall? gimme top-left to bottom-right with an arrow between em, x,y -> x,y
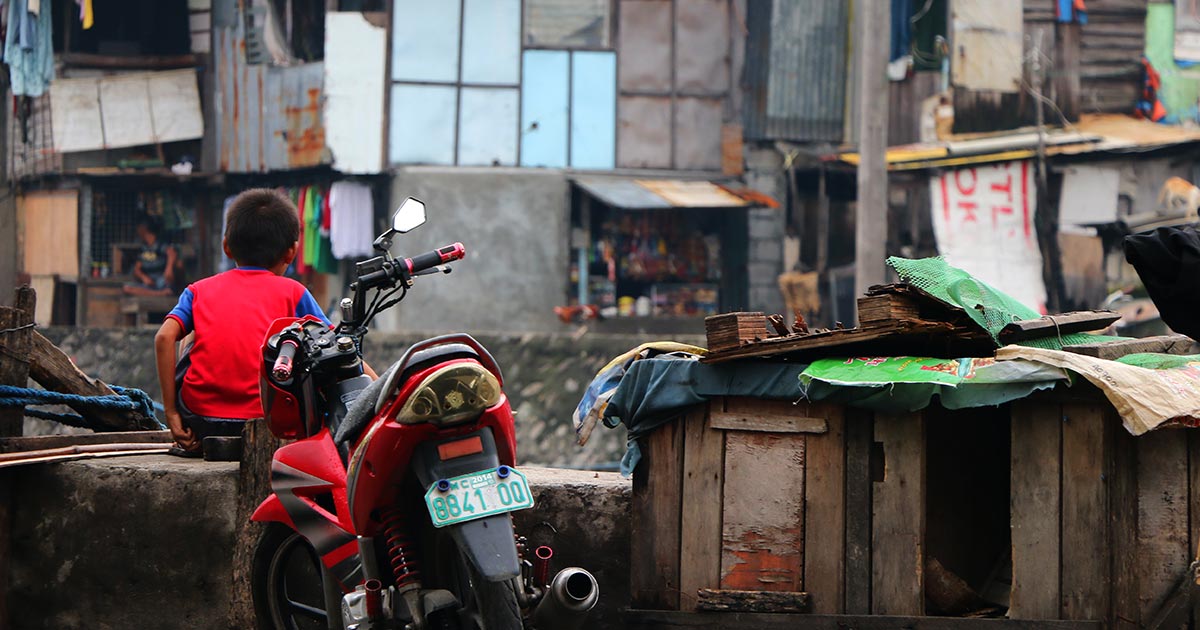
7,457 -> 630,630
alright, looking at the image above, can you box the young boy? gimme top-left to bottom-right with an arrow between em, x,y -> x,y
155,188 -> 332,455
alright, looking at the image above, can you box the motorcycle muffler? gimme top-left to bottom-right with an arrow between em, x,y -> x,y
531,567 -> 599,630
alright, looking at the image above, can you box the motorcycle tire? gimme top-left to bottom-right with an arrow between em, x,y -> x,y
252,523 -> 336,630
437,532 -> 522,630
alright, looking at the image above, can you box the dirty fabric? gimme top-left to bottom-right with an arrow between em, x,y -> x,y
1124,225 -> 1200,342
573,342 -> 707,447
4,0 -> 53,96
997,346 -> 1200,435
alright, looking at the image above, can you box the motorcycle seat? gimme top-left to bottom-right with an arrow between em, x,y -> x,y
334,342 -> 481,449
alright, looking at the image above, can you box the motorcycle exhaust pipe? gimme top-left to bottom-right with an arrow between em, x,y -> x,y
531,567 -> 599,630
532,545 -> 553,587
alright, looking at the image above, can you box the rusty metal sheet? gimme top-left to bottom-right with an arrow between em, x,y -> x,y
635,179 -> 748,208
673,97 -> 723,171
675,0 -> 729,94
214,24 -> 328,172
743,0 -> 849,142
617,95 -> 671,169
951,0 -> 1023,93
618,0 -> 671,92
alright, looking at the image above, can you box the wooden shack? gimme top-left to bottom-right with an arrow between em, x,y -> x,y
624,287 -> 1200,629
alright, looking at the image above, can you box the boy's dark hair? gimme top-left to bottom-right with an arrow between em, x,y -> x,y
136,216 -> 163,237
224,188 -> 300,268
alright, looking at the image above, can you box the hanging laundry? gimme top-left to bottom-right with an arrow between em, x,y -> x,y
1056,0 -> 1087,24
4,0 -> 52,96
329,181 -> 376,260
79,0 -> 92,29
1136,57 -> 1168,122
26,0 -> 37,16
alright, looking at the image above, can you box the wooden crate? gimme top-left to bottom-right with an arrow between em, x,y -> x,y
629,389 -> 1200,629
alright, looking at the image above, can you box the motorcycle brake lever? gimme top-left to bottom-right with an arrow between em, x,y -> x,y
413,265 -> 452,277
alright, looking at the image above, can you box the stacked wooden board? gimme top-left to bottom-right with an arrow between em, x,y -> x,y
704,312 -> 768,353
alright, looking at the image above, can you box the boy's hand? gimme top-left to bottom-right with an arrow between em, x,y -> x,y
166,409 -> 198,451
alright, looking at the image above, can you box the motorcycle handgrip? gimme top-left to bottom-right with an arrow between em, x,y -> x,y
402,242 -> 466,276
272,339 -> 299,381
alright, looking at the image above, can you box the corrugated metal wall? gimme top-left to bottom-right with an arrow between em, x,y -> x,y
212,23 -> 328,172
743,0 -> 849,143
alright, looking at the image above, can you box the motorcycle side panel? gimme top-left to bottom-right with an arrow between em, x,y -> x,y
265,429 -> 363,588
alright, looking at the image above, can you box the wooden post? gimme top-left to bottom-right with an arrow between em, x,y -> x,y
871,412 -> 925,616
1110,413 -> 1139,630
854,0 -> 891,313
228,417 -> 283,627
1010,400 -> 1062,620
0,286 -> 34,630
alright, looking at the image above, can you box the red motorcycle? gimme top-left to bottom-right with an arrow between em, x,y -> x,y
251,198 -> 598,630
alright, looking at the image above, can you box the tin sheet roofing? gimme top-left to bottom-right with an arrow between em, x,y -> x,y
572,176 -> 767,209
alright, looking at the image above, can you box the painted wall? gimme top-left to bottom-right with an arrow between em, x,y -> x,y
380,167 -> 569,333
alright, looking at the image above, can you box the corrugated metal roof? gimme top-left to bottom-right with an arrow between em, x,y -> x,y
213,27 -> 328,173
572,177 -> 761,209
743,0 -> 849,143
833,114 -> 1200,171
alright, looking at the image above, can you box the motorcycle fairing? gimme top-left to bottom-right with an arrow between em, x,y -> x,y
253,428 -> 362,587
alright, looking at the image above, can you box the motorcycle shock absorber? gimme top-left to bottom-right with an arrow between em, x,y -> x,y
380,507 -> 422,589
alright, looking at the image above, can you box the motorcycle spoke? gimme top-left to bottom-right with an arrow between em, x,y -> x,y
285,598 -> 328,620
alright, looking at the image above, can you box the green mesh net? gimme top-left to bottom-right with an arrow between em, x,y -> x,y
887,256 -> 1124,350
1116,353 -> 1200,369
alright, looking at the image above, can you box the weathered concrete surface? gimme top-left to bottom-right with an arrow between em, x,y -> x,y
383,167 -> 570,334
40,327 -> 705,468
7,455 -> 630,630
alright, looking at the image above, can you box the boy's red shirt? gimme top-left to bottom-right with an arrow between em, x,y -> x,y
166,267 -> 330,419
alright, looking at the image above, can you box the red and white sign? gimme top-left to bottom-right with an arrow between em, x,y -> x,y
930,160 -> 1047,313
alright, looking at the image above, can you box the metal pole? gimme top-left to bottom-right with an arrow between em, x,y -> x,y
854,0 -> 890,317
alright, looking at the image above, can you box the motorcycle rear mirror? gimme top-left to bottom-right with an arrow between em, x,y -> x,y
392,197 -> 427,234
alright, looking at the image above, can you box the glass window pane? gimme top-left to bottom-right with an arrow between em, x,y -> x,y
390,84 -> 457,165
458,87 -> 519,166
391,0 -> 461,82
520,50 -> 569,168
461,0 -> 520,84
525,0 -> 610,48
570,51 -> 616,169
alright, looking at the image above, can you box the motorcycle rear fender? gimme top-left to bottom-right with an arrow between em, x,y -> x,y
411,428 -> 521,582
251,493 -> 294,526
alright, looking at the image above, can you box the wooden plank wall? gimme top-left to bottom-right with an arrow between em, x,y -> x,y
1060,404 -> 1109,621
630,419 -> 684,610
804,403 -> 845,614
872,412 -> 926,615
719,400 -> 806,592
1136,429 -> 1190,622
679,405 -> 724,612
844,407 -> 874,614
1010,401 -> 1062,619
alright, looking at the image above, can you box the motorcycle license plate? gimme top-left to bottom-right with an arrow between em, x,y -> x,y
424,467 -> 534,528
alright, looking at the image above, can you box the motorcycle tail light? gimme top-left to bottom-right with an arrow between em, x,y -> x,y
395,363 -> 501,427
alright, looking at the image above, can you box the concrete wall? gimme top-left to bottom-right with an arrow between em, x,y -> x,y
7,456 -> 629,630
744,146 -> 788,315
39,327 -> 706,468
382,167 -> 570,334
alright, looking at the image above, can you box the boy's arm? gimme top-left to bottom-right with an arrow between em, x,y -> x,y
133,260 -> 151,285
155,318 -> 197,451
164,246 -> 178,283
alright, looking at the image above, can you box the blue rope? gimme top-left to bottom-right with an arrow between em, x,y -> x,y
0,385 -> 166,430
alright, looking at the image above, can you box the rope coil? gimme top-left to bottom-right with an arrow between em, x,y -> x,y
0,385 -> 165,430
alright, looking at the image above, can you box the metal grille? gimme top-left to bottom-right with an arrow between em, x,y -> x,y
8,93 -> 61,180
89,189 -> 199,279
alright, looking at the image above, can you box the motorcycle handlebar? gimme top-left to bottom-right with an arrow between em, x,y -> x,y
272,339 -> 299,381
400,242 -> 466,276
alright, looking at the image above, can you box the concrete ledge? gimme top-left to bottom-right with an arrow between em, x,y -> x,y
7,456 -> 629,630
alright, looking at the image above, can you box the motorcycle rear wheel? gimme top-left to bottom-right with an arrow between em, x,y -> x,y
252,523 -> 336,630
435,531 -> 523,630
